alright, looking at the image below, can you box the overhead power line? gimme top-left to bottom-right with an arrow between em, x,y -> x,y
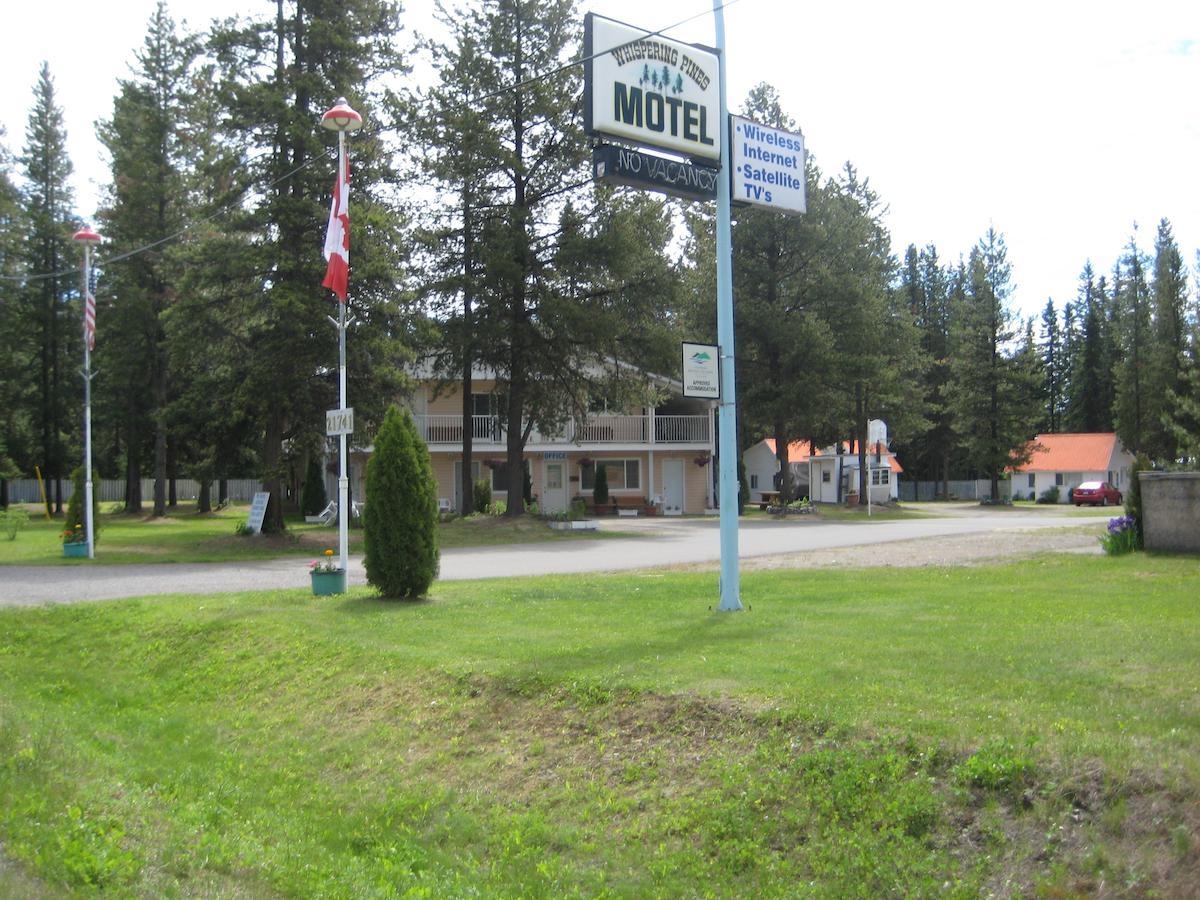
1,0 -> 742,285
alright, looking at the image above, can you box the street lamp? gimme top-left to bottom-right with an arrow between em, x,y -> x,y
72,226 -> 102,560
320,97 -> 362,583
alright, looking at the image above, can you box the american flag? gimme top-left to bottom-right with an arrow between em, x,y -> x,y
84,265 -> 97,351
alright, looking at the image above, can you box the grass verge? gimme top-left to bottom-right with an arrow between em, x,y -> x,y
0,554 -> 1197,895
0,503 -> 623,566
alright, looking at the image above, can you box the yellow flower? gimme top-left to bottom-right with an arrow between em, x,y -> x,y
324,549 -> 334,556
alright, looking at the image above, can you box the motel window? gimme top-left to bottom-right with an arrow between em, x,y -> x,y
491,460 -> 529,493
1028,474 -> 1035,488
822,470 -> 831,484
581,459 -> 641,491
871,468 -> 890,486
750,474 -> 759,489
1055,473 -> 1064,486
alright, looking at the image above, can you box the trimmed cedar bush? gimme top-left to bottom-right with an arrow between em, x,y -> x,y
301,455 -> 328,516
473,477 -> 491,515
592,461 -> 610,505
364,406 -> 439,598
65,465 -> 101,543
1124,452 -> 1151,549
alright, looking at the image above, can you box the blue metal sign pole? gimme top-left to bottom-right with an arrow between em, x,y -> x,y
713,1 -> 742,611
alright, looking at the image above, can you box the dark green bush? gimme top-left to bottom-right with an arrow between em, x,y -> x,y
593,462 -> 609,505
65,466 -> 101,544
300,455 -> 328,516
473,477 -> 492,514
1125,452 -> 1150,549
363,406 -> 439,599
1037,486 -> 1059,504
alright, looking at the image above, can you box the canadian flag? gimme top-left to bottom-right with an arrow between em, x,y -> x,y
321,154 -> 350,301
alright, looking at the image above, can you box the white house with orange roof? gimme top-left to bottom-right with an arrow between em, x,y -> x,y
1010,432 -> 1135,503
743,420 -> 904,505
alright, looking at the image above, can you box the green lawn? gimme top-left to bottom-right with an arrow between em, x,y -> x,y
1,554 -> 1197,895
0,503 -> 624,565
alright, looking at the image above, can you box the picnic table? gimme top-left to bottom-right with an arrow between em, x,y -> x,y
758,491 -> 781,510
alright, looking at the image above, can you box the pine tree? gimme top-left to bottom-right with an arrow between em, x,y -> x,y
20,64 -> 78,516
1144,218 -> 1190,460
1112,232 -> 1153,454
208,0 -> 410,531
0,128 -> 32,506
97,3 -> 198,514
947,229 -> 1039,498
1039,299 -> 1063,431
364,406 -> 438,598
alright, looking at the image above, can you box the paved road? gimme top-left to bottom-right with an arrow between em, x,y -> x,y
0,506 -> 1106,606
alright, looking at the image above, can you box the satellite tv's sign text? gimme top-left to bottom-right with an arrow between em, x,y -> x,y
584,13 -> 721,162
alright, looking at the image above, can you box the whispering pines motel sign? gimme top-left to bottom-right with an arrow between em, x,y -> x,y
585,13 -> 721,202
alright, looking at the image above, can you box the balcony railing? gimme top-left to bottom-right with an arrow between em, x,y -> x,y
414,414 -> 709,446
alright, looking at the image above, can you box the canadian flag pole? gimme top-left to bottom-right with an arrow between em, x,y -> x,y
73,226 -> 102,560
321,98 -> 361,588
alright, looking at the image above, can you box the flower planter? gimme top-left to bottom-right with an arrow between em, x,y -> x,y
548,520 -> 598,531
62,542 -> 88,558
310,570 -> 346,596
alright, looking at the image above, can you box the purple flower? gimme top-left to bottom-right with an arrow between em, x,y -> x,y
1107,515 -> 1134,534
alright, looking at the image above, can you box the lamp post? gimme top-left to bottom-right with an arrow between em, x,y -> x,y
73,226 -> 102,559
321,97 -> 362,580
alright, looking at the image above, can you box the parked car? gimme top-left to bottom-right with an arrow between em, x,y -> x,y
1071,481 -> 1123,506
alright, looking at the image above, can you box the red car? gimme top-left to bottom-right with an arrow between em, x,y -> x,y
1072,481 -> 1123,506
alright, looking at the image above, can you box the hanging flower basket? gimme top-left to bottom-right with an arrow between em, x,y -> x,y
484,458 -> 505,470
693,455 -> 710,467
578,457 -> 593,468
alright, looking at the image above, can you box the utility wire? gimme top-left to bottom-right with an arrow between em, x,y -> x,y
2,0 -> 742,285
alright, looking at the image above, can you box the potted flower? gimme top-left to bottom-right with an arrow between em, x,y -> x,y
62,524 -> 88,558
309,549 -> 346,595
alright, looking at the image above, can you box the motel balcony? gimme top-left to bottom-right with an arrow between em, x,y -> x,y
414,413 -> 712,450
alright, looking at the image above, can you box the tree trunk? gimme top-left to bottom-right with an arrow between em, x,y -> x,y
167,437 -> 178,507
262,408 -> 285,533
855,384 -> 869,503
460,195 -> 475,516
219,478 -> 228,505
153,423 -> 167,517
198,480 -> 212,513
504,381 -> 526,517
125,451 -> 142,513
773,417 -> 792,503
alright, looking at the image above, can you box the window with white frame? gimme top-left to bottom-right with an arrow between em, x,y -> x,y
581,459 -> 640,491
822,470 -> 831,483
1028,473 -> 1035,488
871,468 -> 890,485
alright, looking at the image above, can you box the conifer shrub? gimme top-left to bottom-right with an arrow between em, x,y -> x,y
301,455 -> 328,516
363,406 -> 439,598
473,477 -> 492,514
65,465 -> 101,544
593,462 -> 610,505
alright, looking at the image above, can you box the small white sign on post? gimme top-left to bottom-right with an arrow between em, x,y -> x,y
246,491 -> 271,535
326,407 -> 354,436
682,342 -> 720,399
730,115 -> 806,215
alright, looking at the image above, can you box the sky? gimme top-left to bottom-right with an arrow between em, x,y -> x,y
2,0 -> 1197,320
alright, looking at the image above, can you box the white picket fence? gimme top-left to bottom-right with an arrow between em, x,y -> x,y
4,478 -> 262,504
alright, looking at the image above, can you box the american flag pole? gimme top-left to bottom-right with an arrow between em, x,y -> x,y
73,227 -> 102,559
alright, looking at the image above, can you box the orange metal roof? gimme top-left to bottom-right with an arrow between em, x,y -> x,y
764,438 -> 904,473
1016,433 -> 1119,472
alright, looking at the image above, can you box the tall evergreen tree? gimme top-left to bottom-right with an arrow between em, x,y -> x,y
1065,264 -> 1113,432
0,128 -> 31,505
1038,299 -> 1063,432
947,228 -> 1038,498
20,64 -> 78,515
1112,232 -> 1153,454
1144,218 -> 1189,460
97,2 -> 198,514
208,0 -> 411,531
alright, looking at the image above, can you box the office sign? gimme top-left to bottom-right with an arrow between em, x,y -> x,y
326,407 -> 354,437
246,491 -> 271,535
682,342 -> 720,399
593,144 -> 718,202
730,115 -> 806,215
584,13 -> 721,163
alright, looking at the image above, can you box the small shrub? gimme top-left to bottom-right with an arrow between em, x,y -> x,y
1100,515 -> 1139,555
1037,486 -> 1059,504
593,462 -> 609,505
956,739 -> 1035,796
1,507 -> 29,540
65,466 -> 102,544
364,405 -> 439,599
1125,453 -> 1150,549
569,498 -> 586,521
473,477 -> 491,515
300,455 -> 328,516
486,500 -> 507,517
234,519 -> 253,536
